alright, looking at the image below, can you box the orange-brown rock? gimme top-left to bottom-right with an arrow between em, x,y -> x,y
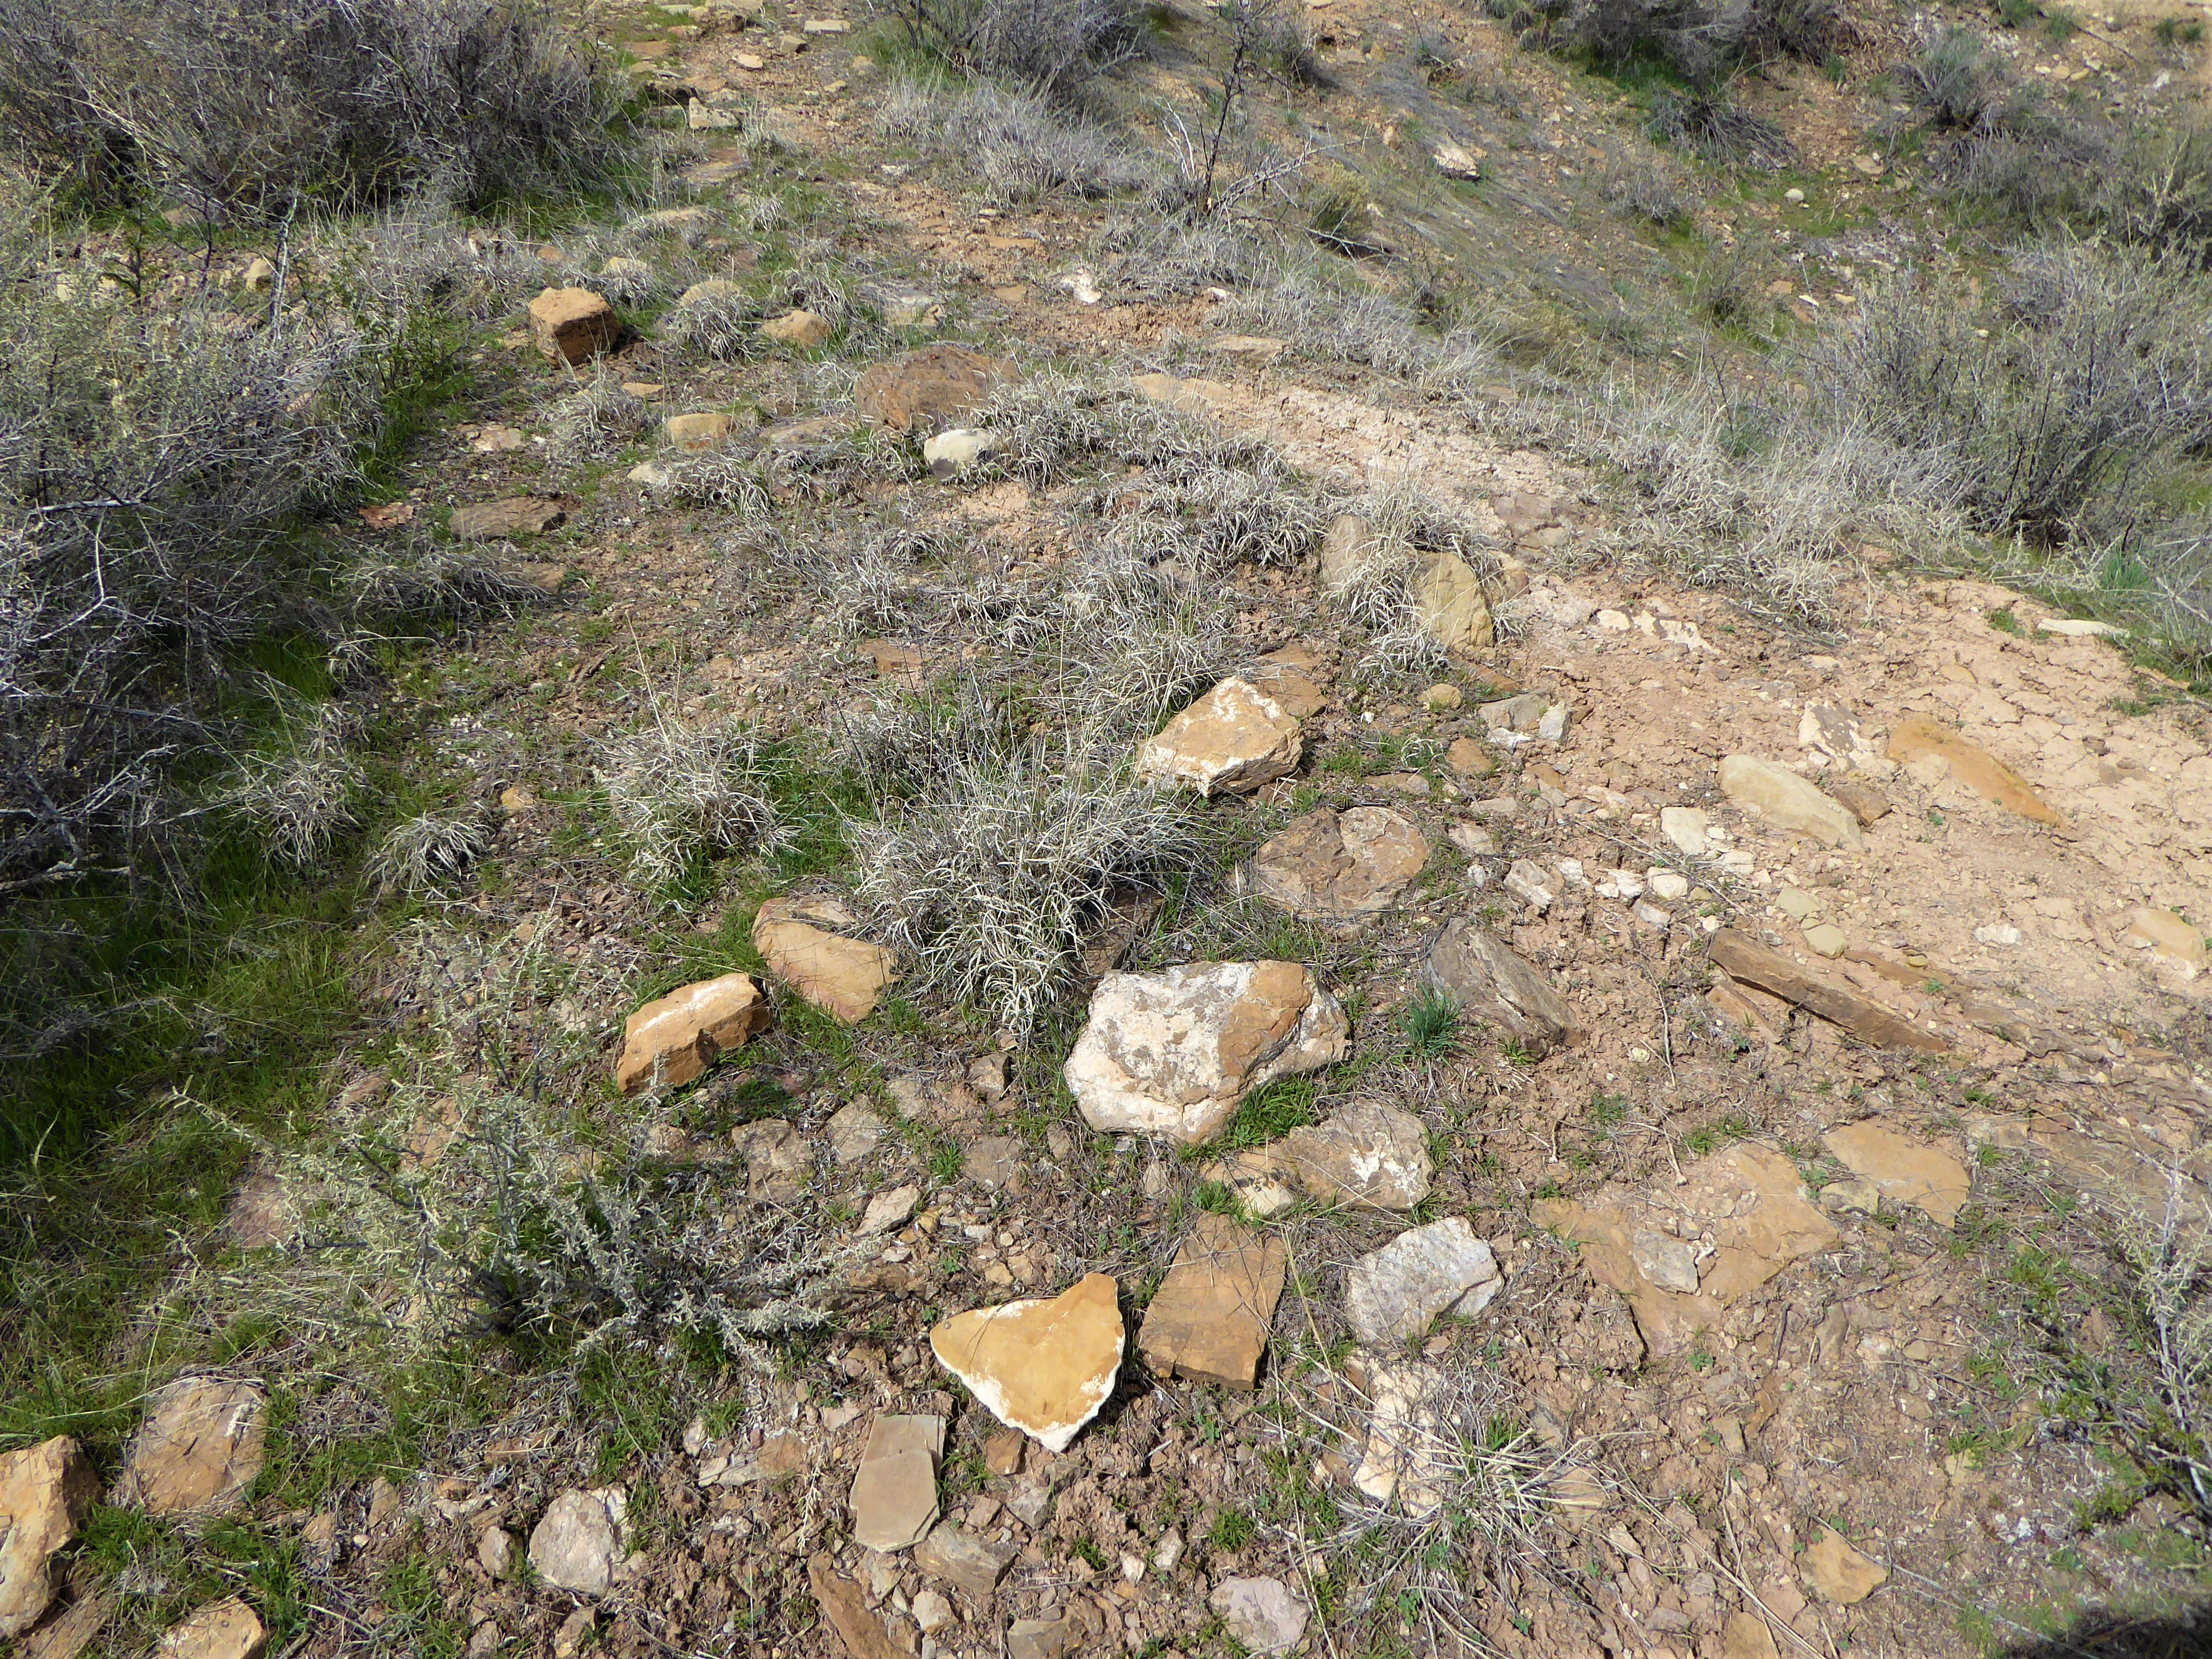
1887,715 -> 2063,827
615,973 -> 770,1094
929,1274 -> 1124,1452
527,287 -> 619,364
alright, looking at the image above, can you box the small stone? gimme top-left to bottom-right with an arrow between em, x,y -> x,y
468,423 -> 525,452
1504,859 -> 1554,911
1282,1101 -> 1432,1211
860,1184 -> 921,1236
1823,1123 -> 1969,1227
1719,755 -> 1864,849
733,1119 -> 810,1202
853,346 -> 1021,436
551,1608 -> 595,1659
1199,1149 -> 1300,1218
156,1597 -> 267,1659
529,1488 -> 626,1596
1343,1217 -> 1502,1345
1422,684 -> 1463,712
982,1430 -> 1025,1477
915,1521 -> 1016,1599
1008,1618 -> 1079,1659
752,896 -> 895,1024
1802,1525 -> 1887,1604
808,1556 -> 901,1659
928,1274 -> 1123,1452
1421,920 -> 1584,1057
1445,736 -> 1496,779
1659,807 -> 1709,857
1135,677 -> 1302,797
2036,617 -> 2127,638
1065,962 -> 1347,1144
1243,806 -> 1428,924
1536,703 -> 1571,743
921,426 -> 998,477
1775,887 -> 1818,921
664,411 -> 732,450
1354,1359 -> 1448,1514
450,497 -> 565,540
527,287 -> 619,364
1138,1212 -> 1288,1388
911,1590 -> 955,1633
1721,1610 -> 1782,1659
240,257 -> 276,294
0,1437 -> 98,1637
1479,691 -> 1547,734
1827,776 -> 1892,825
1802,923 -> 1848,958
2121,907 -> 2205,977
1819,1178 -> 1880,1215
117,1378 -> 267,1524
687,97 -> 743,129
1447,823 -> 1496,858
802,14 -> 850,28
1974,924 -> 2022,946
1630,1228 -> 1699,1293
963,1135 -> 1023,1191
828,1103 -> 889,1164
1209,1577 -> 1308,1653
615,973 -> 770,1094
1646,869 -> 1689,901
477,1526 -> 518,1580
967,1051 -> 1010,1101
1431,140 -> 1485,179
760,308 -> 833,348
850,1414 -> 943,1552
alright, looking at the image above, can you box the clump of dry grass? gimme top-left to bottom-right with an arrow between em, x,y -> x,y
221,696 -> 366,869
877,0 -> 1145,99
542,363 -> 651,467
596,712 -> 790,886
367,809 -> 490,895
876,80 -> 1151,204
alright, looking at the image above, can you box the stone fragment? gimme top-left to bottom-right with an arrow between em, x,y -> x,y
1245,645 -> 1330,719
1718,756 -> 1864,849
1138,1212 -> 1287,1388
1243,807 -> 1427,924
528,287 -> 618,364
1630,1228 -> 1699,1293
1504,859 -> 1553,911
1200,1149 -> 1301,1218
760,308 -> 832,347
1823,1124 -> 1969,1227
1827,776 -> 1892,825
478,1527 -> 518,1579
853,346 -> 1020,436
859,1183 -> 920,1236
1819,1178 -> 1881,1215
1421,919 -> 1584,1057
1448,823 -> 1496,857
1135,677 -> 1302,797
827,1102 -> 888,1164
1432,140 -> 1485,178
615,973 -> 770,1093
1720,1611 -> 1782,1659
0,1437 -> 98,1637
664,411 -> 732,450
450,497 -> 565,540
807,1554 -> 904,1659
1802,923 -> 1848,958
2121,907 -> 2205,977
1802,1526 -> 1887,1603
116,1378 -> 267,1522
1536,703 -> 1570,742
732,1119 -> 810,1201
1422,684 -> 1463,712
687,97 -> 742,130
1354,1360 -> 1447,1515
1065,962 -> 1346,1144
528,1488 -> 626,1596
19,1585 -> 109,1659
1887,716 -> 2062,827
1775,886 -> 1818,921
1343,1217 -> 1501,1345
1445,736 -> 1495,778
1659,807 -> 1709,857
1008,1618 -> 1079,1659
1281,1101 -> 1432,1211
2036,617 -> 2128,638
1647,869 -> 1689,901
921,426 -> 998,477
1480,691 -> 1547,733
849,1414 -> 942,1552
928,1274 -> 1124,1452
963,1135 -> 1023,1191
912,1589 -> 954,1632
1208,1577 -> 1308,1654
752,897 -> 895,1024
156,1598 -> 266,1659
1416,552 -> 1494,650
914,1521 -> 1015,1599
1710,930 -> 1948,1053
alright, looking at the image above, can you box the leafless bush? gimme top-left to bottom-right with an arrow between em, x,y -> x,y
221,696 -> 366,869
0,0 -> 627,220
1646,89 -> 1796,169
1598,156 -> 1695,226
876,80 -> 1150,204
1559,0 -> 1837,87
875,0 -> 1145,99
849,734 -> 1207,1033
596,712 -> 791,886
366,808 -> 491,895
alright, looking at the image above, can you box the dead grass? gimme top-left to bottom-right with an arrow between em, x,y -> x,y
366,808 -> 491,895
596,711 -> 791,887
875,80 -> 1151,205
220,694 -> 366,869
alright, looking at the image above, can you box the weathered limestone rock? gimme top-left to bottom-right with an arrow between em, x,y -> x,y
827,1102 -> 887,1164
1208,1577 -> 1307,1654
1134,677 -> 1302,797
849,1414 -> 942,1552
1802,1526 -> 1886,1604
1281,1101 -> 1432,1211
156,1598 -> 266,1659
664,411 -> 732,450
760,309 -> 832,348
1659,807 -> 1709,857
450,497 -> 565,540
1137,1212 -> 1287,1389
914,1521 -> 1016,1599
929,1274 -> 1123,1453
528,1488 -> 626,1596
921,427 -> 998,477
1415,551 -> 1494,650
1354,1360 -> 1447,1515
0,1437 -> 98,1637
1823,1123 -> 1969,1227
1342,1218 -> 1502,1345
528,287 -> 618,364
853,346 -> 1021,435
1421,920 -> 1584,1057
1064,962 -> 1348,1144
1887,715 -> 2062,827
615,973 -> 770,1094
859,1183 -> 920,1236
116,1378 -> 267,1523
751,897 -> 895,1024
1718,756 -> 1864,850
1242,807 -> 1428,924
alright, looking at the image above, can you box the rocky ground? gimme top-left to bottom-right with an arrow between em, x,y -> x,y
6,1 -> 2212,1657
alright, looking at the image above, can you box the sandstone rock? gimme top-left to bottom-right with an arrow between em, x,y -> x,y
1718,756 -> 1864,850
1242,806 -> 1428,924
1281,1101 -> 1432,1211
615,973 -> 770,1094
849,1414 -> 942,1552
2122,906 -> 2205,977
1659,807 -> 1709,857
1720,1611 -> 1781,1659
1448,823 -> 1496,857
912,1589 -> 954,1632
676,278 -> 742,308
1354,1360 -> 1447,1515
1135,677 -> 1302,797
752,897 -> 895,1024
1630,1228 -> 1699,1293
1823,1123 -> 1969,1227
1504,859 -> 1554,911
528,287 -> 618,364
929,1274 -> 1123,1453
664,411 -> 732,450
1422,683 -> 1463,712
1827,776 -> 1892,825
450,497 -> 565,540
157,1598 -> 266,1659
1803,923 -> 1848,958
1445,735 -> 1496,778
1008,1618 -> 1079,1659
1421,920 -> 1584,1057
529,1488 -> 625,1595
478,1527 -> 518,1579
1802,1526 -> 1886,1604
1431,140 -> 1485,179
853,346 -> 1020,435
1343,1217 -> 1501,1345
1710,930 -> 1948,1053
732,1119 -> 810,1201
760,308 -> 832,348
1199,1149 -> 1300,1218
921,426 -> 998,477
1245,645 -> 1331,719
1415,552 -> 1494,650
687,97 -> 742,130
117,1378 -> 267,1522
2036,617 -> 2128,639
1138,1212 -> 1287,1389
1209,1577 -> 1307,1654
1887,716 -> 2062,827
18,1585 -> 109,1659
1479,691 -> 1547,733
1318,513 -> 1376,592
827,1102 -> 888,1164
914,1521 -> 1016,1599
0,1437 -> 97,1637
1646,869 -> 1689,901
1065,962 -> 1348,1144
859,1183 -> 920,1235
808,1555 -> 904,1659
963,1134 -> 1023,1191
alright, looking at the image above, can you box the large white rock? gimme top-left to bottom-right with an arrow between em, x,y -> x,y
1134,677 -> 1302,797
528,1488 -> 627,1596
1065,962 -> 1348,1144
1343,1218 -> 1502,1345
